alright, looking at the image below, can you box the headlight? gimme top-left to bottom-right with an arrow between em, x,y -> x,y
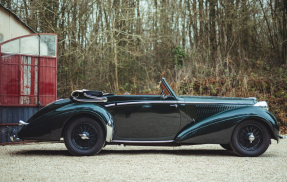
254,101 -> 269,110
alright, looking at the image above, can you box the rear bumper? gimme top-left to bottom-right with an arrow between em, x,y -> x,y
9,120 -> 29,142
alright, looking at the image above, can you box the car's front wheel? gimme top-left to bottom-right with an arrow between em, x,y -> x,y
231,120 -> 270,157
64,117 -> 105,156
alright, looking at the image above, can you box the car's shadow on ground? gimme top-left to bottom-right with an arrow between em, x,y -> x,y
99,149 -> 237,156
13,150 -> 73,156
13,149 -> 237,157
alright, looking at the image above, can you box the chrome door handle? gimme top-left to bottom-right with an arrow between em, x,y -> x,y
170,104 -> 178,108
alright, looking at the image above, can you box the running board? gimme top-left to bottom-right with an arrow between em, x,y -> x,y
110,140 -> 178,146
111,140 -> 174,143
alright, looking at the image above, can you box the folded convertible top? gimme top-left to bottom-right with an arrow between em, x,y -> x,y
70,90 -> 107,102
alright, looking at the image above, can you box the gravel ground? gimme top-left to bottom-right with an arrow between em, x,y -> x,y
1,139 -> 287,182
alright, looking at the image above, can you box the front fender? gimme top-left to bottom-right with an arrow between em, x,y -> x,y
175,106 -> 279,144
18,101 -> 113,142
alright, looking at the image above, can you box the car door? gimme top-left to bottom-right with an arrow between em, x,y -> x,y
114,95 -> 181,140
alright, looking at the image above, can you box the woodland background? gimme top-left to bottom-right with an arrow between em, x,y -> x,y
1,0 -> 287,127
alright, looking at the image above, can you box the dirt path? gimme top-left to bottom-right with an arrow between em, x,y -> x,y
1,139 -> 287,181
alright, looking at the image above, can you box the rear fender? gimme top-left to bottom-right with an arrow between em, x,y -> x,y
54,103 -> 113,142
175,106 -> 279,144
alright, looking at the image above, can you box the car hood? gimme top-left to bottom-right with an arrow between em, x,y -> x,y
179,95 -> 257,105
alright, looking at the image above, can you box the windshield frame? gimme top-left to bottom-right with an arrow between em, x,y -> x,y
159,78 -> 178,99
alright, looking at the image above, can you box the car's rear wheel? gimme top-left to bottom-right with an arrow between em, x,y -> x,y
64,117 -> 105,156
220,144 -> 232,150
231,120 -> 270,157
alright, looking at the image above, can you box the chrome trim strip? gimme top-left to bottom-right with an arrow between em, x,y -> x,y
178,101 -> 253,105
105,103 -> 116,107
117,101 -> 253,106
105,117 -> 113,142
72,96 -> 108,103
111,140 -> 174,143
117,101 -> 177,105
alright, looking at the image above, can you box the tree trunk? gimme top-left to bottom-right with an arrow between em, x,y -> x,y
209,0 -> 217,66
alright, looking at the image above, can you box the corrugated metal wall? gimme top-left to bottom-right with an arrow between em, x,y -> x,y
0,106 -> 39,144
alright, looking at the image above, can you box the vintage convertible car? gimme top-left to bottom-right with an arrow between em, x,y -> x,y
11,78 -> 285,157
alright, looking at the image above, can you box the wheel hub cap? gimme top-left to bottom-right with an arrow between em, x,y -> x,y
249,133 -> 255,143
238,124 -> 263,151
71,123 -> 98,150
79,132 -> 89,140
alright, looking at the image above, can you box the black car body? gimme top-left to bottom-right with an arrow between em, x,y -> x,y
11,78 -> 285,156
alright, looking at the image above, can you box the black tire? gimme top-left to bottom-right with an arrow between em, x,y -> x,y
220,144 -> 232,150
230,120 -> 270,157
64,117 -> 105,156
